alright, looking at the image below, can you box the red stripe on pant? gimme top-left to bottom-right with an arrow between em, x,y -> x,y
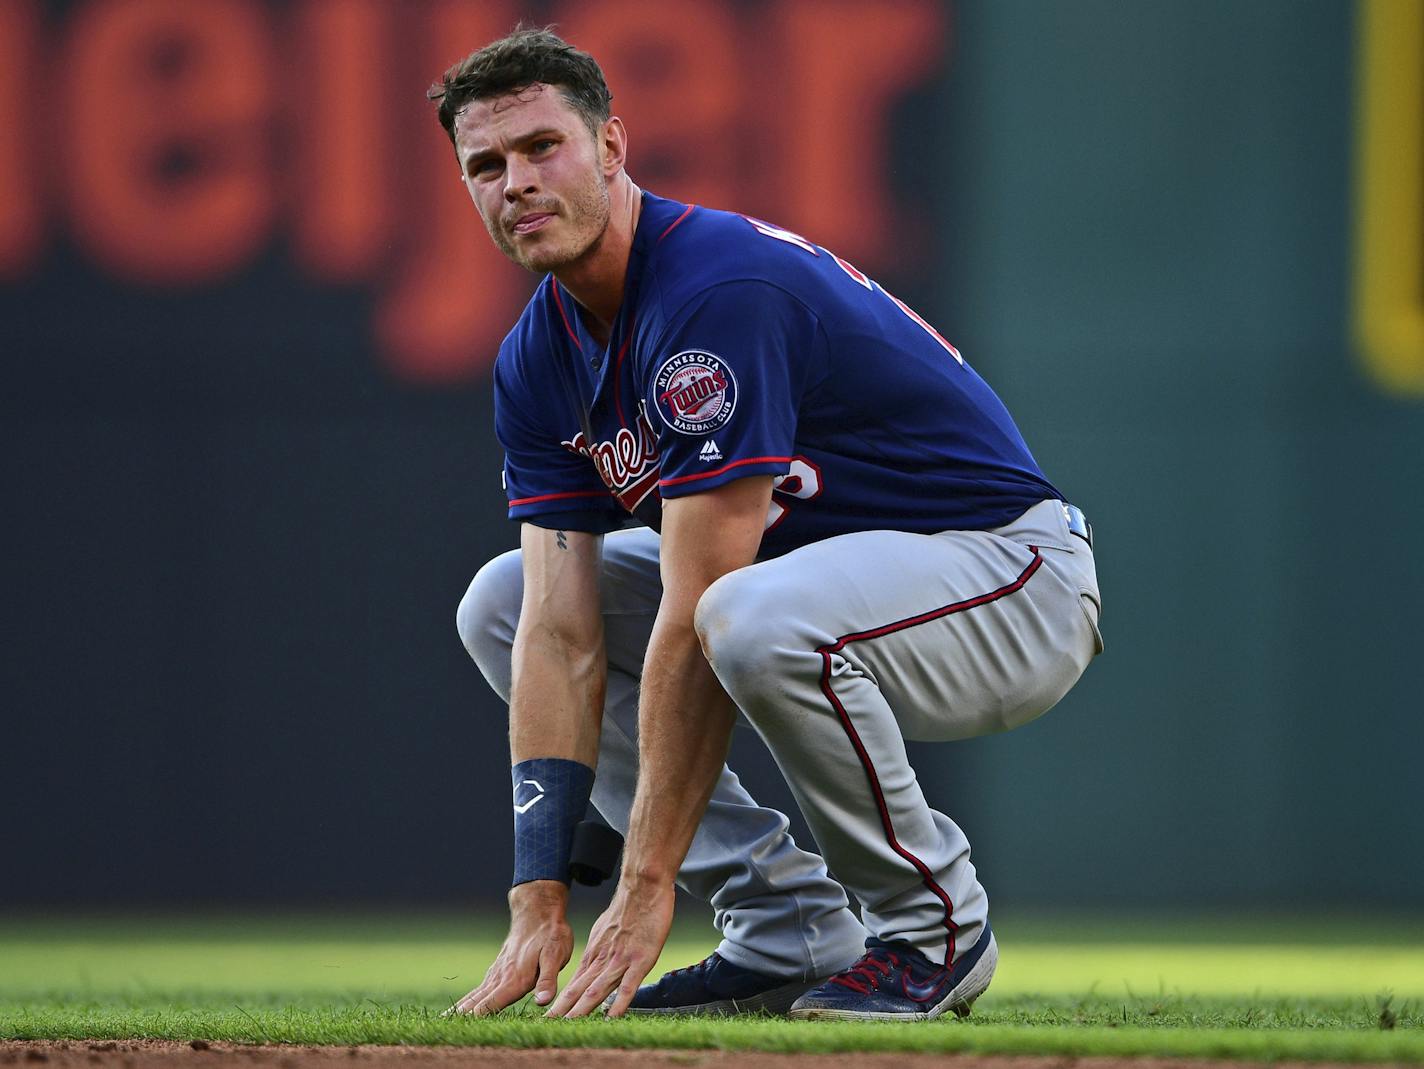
815,548 -> 1044,964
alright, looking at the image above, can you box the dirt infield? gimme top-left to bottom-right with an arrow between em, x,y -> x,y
1,1041 -> 1413,1069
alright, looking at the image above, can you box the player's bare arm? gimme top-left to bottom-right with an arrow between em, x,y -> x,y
546,476 -> 773,1019
507,524 -> 606,767
452,524 -> 605,1016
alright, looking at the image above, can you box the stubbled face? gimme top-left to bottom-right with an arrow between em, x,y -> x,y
454,84 -> 612,273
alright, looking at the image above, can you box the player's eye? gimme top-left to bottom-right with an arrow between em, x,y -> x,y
532,139 -> 557,153
469,158 -> 501,178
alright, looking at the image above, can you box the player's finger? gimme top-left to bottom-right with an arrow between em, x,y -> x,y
457,966 -> 511,1016
543,979 -> 581,1017
468,992 -> 505,1017
455,953 -> 515,1014
565,963 -> 626,1019
463,985 -> 498,1016
470,987 -> 508,1017
603,966 -> 647,1019
479,971 -> 536,1016
451,982 -> 488,1016
545,960 -> 596,1018
533,944 -> 564,1006
547,945 -> 603,1016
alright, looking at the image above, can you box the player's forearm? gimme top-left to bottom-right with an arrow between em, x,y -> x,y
618,478 -> 771,890
508,621 -> 606,766
503,575 -> 606,902
507,524 -> 607,766
619,601 -> 737,888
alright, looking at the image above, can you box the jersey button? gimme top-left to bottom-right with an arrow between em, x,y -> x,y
591,356 -> 602,370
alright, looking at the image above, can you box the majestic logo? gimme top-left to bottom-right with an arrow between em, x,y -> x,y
562,405 -> 663,513
512,778 -> 545,815
653,350 -> 738,435
699,439 -> 723,462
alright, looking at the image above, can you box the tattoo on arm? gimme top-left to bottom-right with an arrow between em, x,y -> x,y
556,530 -> 568,550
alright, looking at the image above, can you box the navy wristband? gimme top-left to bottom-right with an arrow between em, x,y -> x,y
511,757 -> 595,887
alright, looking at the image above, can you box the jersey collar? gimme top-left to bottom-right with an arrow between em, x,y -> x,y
553,192 -> 690,366
548,191 -> 694,427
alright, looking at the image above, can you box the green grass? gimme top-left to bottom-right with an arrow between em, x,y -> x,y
1,912 -> 1422,1061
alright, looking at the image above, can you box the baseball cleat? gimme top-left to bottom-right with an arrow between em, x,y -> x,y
787,924 -> 998,1021
619,951 -> 830,1016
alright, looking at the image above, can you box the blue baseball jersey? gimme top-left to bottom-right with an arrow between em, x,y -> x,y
494,192 -> 1061,556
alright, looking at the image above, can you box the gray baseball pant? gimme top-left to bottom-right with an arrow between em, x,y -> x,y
457,497 -> 1102,973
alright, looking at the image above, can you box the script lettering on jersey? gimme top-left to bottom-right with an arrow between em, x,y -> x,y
652,349 -> 740,435
661,366 -> 727,417
561,405 -> 663,513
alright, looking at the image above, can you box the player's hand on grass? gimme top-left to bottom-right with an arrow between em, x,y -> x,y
545,874 -> 675,1019
450,881 -> 573,1016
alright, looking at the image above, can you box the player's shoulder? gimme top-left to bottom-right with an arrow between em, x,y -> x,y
639,194 -> 817,322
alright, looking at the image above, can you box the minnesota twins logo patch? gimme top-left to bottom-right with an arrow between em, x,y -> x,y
653,350 -> 738,435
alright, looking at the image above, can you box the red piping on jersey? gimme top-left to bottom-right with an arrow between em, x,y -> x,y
657,204 -> 696,243
659,455 -> 792,488
816,548 -> 1044,965
508,488 -> 610,507
551,284 -> 583,353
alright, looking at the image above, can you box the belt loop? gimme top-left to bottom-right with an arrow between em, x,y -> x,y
1062,502 -> 1093,549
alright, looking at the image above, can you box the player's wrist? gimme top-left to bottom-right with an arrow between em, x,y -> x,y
507,879 -> 570,916
510,756 -> 594,887
618,863 -> 678,893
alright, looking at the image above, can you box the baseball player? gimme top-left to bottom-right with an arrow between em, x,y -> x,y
441,28 -> 1103,1021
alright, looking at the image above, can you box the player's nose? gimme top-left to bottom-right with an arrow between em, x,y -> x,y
503,157 -> 539,202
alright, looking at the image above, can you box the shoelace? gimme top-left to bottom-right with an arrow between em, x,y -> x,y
666,953 -> 718,979
827,949 -> 901,993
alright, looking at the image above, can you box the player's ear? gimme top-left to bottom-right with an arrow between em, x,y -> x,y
599,116 -> 627,177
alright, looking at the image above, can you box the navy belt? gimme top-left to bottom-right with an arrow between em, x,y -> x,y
1062,503 -> 1093,549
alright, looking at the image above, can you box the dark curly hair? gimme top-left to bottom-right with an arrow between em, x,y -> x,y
428,27 -> 613,146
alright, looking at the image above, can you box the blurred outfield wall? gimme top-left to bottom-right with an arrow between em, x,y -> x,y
2,0 -> 1420,908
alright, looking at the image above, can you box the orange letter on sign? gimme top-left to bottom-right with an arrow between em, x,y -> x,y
375,0 -> 524,384
63,0 -> 275,284
777,0 -> 946,267
291,0 -> 390,281
558,0 -> 740,211
0,0 -> 42,278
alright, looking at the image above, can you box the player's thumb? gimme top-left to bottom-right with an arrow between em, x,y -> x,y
534,945 -> 563,1005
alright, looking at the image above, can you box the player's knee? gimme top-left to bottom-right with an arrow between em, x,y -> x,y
693,568 -> 746,660
456,548 -> 523,669
695,569 -> 794,691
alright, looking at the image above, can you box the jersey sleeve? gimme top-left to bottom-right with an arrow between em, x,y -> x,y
493,347 -> 624,533
644,280 -> 818,498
